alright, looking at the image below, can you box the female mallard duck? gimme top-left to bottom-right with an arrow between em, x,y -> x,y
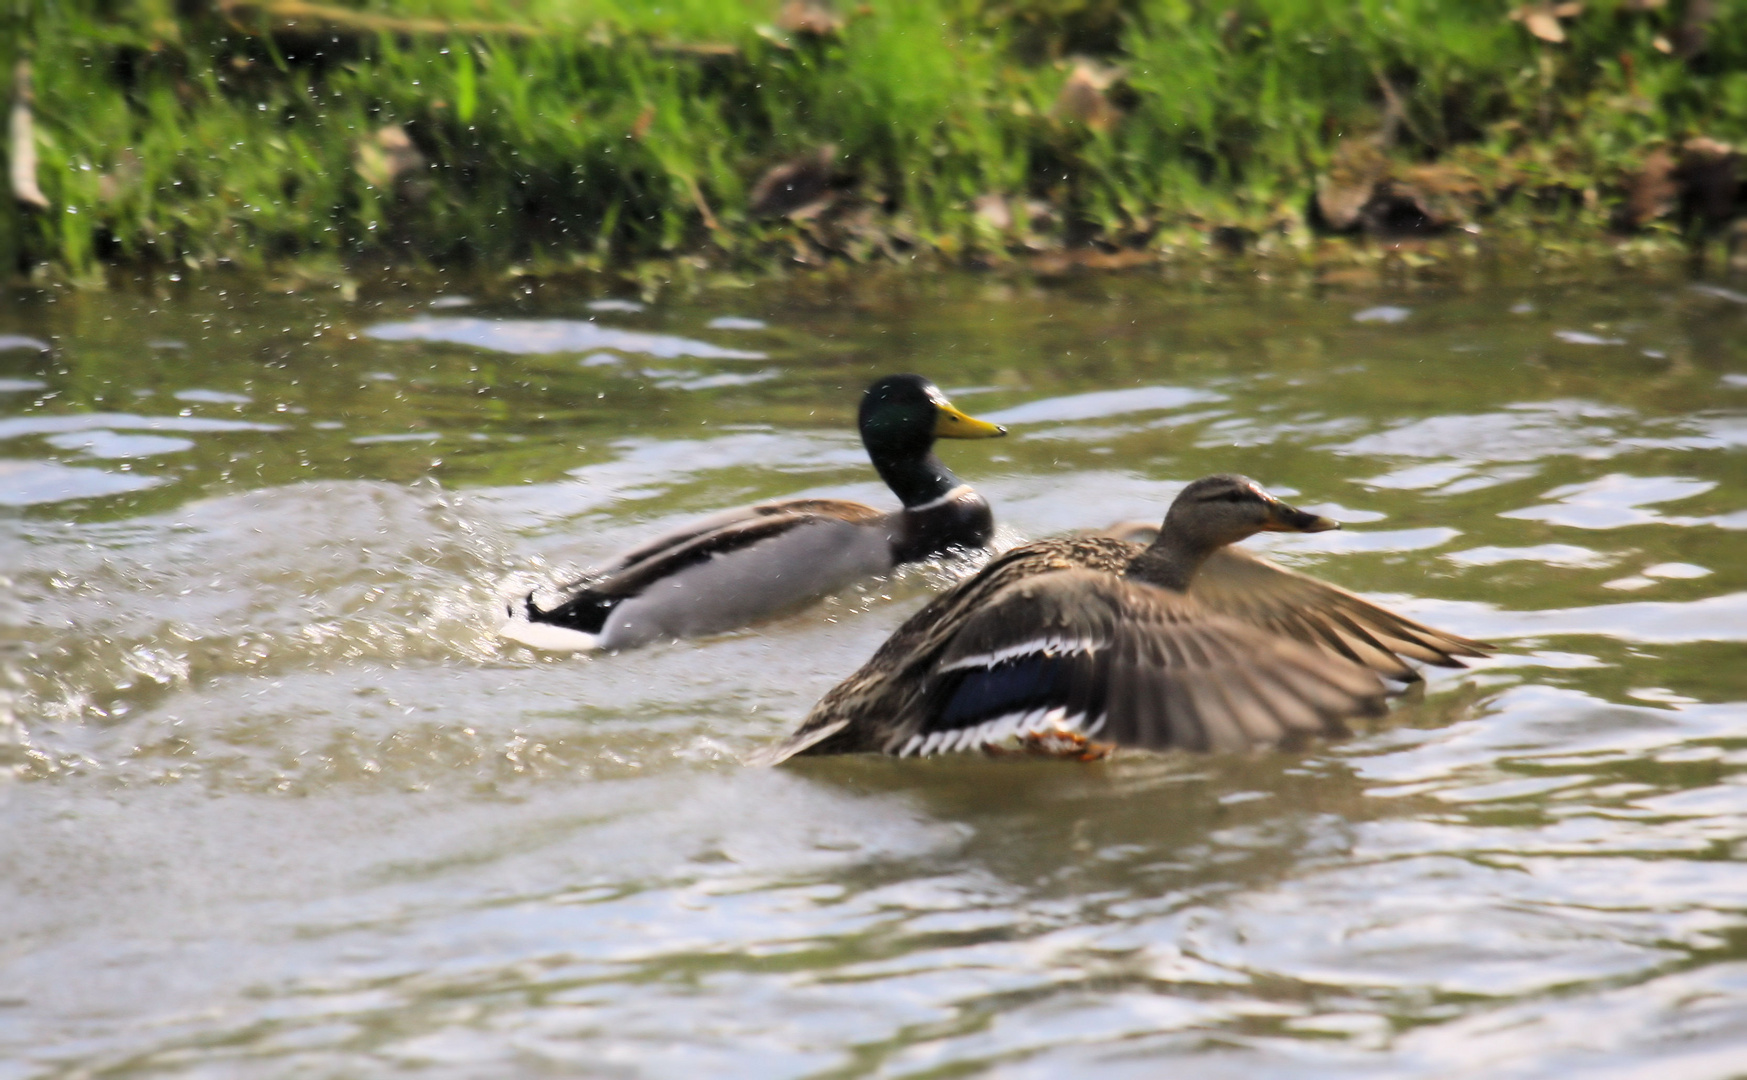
756,474 -> 1489,762
500,374 -> 1007,652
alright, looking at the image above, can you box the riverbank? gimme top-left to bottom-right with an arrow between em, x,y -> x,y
4,1 -> 1745,284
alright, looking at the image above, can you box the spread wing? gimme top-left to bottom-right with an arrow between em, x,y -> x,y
865,534 -> 1140,678
1190,548 -> 1491,681
750,536 -> 1141,763
886,570 -> 1387,757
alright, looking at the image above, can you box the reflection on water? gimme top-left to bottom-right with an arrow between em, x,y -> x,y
1503,473 -> 1747,530
1,270 -> 1745,1077
0,457 -> 167,503
980,385 -> 1224,424
366,315 -> 768,360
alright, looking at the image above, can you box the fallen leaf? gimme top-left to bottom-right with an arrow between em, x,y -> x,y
776,0 -> 842,36
1052,61 -> 1123,133
354,124 -> 424,190
9,60 -> 49,209
1509,3 -> 1577,43
1673,0 -> 1719,59
1524,10 -> 1565,42
630,103 -> 656,141
1028,248 -> 1154,275
97,149 -> 144,205
1683,136 -> 1734,158
1314,138 -> 1477,236
1315,138 -> 1390,231
1620,147 -> 1677,228
1676,136 -> 1739,229
748,145 -> 838,218
972,193 -> 1012,232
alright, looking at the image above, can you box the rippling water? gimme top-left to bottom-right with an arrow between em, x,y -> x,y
2,270 -> 1745,1077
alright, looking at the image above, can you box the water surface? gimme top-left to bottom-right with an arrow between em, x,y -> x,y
2,270 -> 1746,1077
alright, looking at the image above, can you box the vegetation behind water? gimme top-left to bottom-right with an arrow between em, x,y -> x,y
3,0 -> 1745,281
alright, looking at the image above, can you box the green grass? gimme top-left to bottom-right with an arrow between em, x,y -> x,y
3,0 -> 1745,279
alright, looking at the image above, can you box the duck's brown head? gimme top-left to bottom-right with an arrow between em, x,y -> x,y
1161,475 -> 1339,551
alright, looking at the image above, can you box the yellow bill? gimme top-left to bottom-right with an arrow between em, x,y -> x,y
932,400 -> 1007,439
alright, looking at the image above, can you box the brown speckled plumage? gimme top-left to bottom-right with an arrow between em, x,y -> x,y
755,475 -> 1490,764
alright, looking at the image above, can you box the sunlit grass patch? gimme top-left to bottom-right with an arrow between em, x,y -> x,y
4,0 -> 1744,278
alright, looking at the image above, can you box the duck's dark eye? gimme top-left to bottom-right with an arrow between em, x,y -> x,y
1196,488 -> 1249,503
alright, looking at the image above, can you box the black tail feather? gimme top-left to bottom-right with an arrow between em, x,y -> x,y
522,586 -> 623,635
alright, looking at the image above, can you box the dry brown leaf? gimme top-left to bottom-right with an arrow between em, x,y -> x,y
97,149 -> 144,205
1052,62 -> 1123,133
1314,138 -> 1478,236
972,193 -> 1012,232
1316,178 -> 1374,232
354,125 -> 424,190
1621,148 -> 1678,228
1676,137 -> 1740,229
1674,0 -> 1719,60
1029,248 -> 1154,275
1509,3 -> 1577,43
748,145 -> 838,218
776,0 -> 843,36
1684,136 -> 1734,158
1316,138 -> 1390,231
9,60 -> 49,209
630,103 -> 656,141
1524,10 -> 1565,42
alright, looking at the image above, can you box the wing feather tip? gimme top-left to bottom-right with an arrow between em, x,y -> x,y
746,718 -> 852,767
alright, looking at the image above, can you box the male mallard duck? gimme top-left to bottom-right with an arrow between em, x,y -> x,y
500,374 -> 1007,652
756,474 -> 1489,762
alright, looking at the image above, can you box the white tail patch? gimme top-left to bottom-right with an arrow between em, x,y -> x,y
498,616 -> 602,653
